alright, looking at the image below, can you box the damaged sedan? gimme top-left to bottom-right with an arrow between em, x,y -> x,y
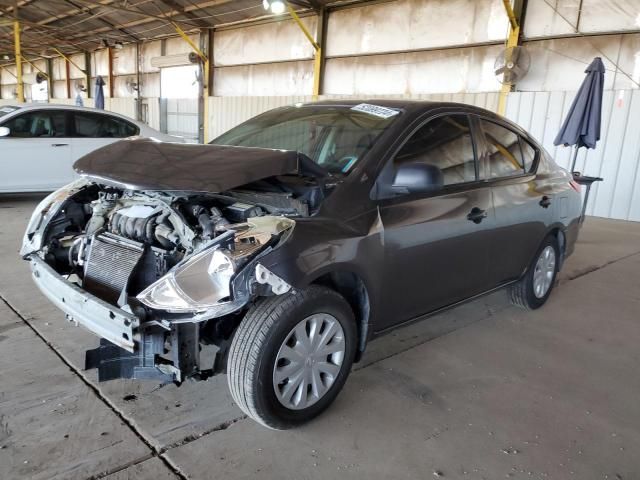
21,101 -> 582,429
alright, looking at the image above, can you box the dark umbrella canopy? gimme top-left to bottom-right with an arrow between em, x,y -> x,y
554,57 -> 605,150
95,76 -> 106,110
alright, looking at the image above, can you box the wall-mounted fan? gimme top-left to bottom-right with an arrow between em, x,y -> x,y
125,77 -> 140,93
22,72 -> 47,85
494,46 -> 531,84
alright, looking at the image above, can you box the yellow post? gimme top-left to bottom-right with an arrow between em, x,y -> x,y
172,22 -> 206,61
14,20 -> 24,102
203,58 -> 210,143
171,22 -> 209,142
502,0 -> 519,30
497,0 -> 521,116
20,56 -> 49,79
312,48 -> 322,98
497,25 -> 519,116
53,47 -> 86,74
0,64 -> 18,79
287,4 -> 322,98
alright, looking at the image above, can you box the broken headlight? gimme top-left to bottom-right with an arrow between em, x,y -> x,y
20,178 -> 89,257
137,247 -> 236,313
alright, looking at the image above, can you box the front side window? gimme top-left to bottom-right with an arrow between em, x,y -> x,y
478,119 -> 526,178
211,105 -> 398,175
74,113 -> 138,138
394,114 -> 476,186
3,110 -> 66,138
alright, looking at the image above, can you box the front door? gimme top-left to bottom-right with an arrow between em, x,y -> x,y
0,110 -> 71,192
375,113 -> 495,331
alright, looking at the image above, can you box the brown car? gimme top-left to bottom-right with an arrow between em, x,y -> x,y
21,101 -> 582,428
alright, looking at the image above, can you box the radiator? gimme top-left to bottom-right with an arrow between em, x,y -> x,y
84,233 -> 144,304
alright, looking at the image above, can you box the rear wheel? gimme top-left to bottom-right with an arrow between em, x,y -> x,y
227,285 -> 356,429
509,235 -> 559,310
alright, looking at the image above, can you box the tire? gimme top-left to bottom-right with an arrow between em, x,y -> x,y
227,285 -> 357,429
509,235 -> 560,310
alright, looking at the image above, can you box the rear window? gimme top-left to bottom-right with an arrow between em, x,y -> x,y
478,119 -> 526,178
520,138 -> 538,173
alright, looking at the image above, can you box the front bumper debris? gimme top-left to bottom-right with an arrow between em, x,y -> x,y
29,255 -> 204,383
29,255 -> 140,351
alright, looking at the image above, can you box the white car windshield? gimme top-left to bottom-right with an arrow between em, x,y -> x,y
0,106 -> 20,119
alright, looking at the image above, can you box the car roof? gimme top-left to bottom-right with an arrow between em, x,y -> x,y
2,103 -> 145,125
299,99 -> 497,116
296,99 -> 530,138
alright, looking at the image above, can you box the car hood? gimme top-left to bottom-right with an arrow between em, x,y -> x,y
73,137 -> 318,192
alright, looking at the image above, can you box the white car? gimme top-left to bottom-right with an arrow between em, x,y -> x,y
0,104 -> 181,193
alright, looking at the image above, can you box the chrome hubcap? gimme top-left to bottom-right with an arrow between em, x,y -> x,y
533,245 -> 556,298
273,313 -> 345,410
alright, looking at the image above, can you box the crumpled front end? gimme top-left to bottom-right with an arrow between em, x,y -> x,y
22,180 -> 296,383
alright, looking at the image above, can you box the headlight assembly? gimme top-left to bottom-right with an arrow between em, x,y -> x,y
137,247 -> 237,313
21,178 -> 89,257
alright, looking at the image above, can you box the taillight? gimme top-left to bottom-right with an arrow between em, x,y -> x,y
570,180 -> 581,193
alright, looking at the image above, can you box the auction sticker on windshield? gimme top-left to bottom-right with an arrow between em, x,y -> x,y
351,103 -> 400,119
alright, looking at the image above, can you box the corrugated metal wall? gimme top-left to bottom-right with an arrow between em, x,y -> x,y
505,89 -> 640,222
208,92 -> 501,139
165,98 -> 199,143
207,90 -> 639,222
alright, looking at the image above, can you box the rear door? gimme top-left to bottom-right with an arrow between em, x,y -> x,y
0,109 -> 71,192
376,113 -> 496,331
473,116 -> 554,284
71,111 -> 139,161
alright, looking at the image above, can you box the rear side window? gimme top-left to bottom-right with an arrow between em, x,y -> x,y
478,119 -> 525,178
73,112 -> 139,138
394,114 -> 476,186
520,138 -> 537,172
3,110 -> 66,138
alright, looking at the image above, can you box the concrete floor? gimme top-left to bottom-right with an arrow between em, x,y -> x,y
1,194 -> 639,480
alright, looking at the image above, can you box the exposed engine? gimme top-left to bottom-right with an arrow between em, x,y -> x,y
39,185 -> 295,310
21,139 -> 332,384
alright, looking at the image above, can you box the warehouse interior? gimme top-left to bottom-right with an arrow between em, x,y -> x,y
1,1 -> 640,479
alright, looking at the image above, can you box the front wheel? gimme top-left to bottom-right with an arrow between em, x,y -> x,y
227,285 -> 356,429
509,235 -> 559,310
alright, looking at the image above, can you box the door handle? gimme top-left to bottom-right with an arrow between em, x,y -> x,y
539,196 -> 552,208
467,207 -> 488,224
51,143 -> 69,147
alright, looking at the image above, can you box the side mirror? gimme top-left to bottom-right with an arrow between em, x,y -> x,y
391,162 -> 444,195
0,126 -> 9,137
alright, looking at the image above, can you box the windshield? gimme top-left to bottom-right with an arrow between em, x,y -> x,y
211,105 -> 399,174
0,106 -> 20,119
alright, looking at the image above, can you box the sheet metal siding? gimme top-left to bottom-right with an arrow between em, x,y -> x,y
166,98 -> 199,143
504,90 -> 640,221
208,93 -> 500,140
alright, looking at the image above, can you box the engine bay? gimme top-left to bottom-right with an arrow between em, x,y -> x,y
21,172 -> 332,382
38,182 -> 302,309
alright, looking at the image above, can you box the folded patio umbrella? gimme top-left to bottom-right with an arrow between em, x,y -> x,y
95,76 -> 106,110
554,57 -> 605,172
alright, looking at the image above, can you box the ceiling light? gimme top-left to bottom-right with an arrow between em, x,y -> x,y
263,0 -> 286,14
